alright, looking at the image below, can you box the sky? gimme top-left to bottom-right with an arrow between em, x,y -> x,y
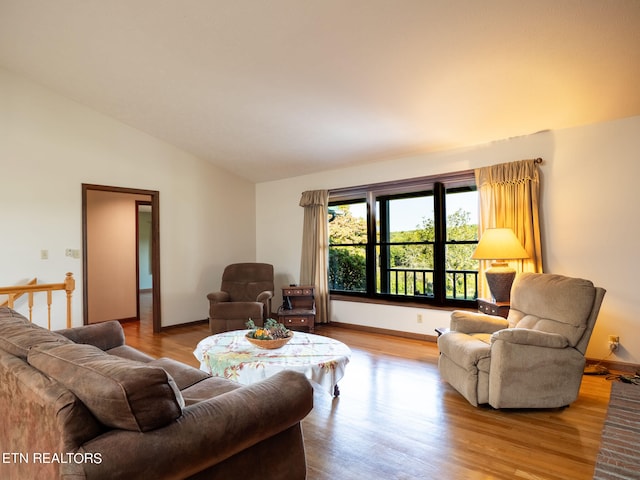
344,191 -> 478,232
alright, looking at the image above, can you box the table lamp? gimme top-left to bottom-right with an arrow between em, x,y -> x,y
471,228 -> 529,302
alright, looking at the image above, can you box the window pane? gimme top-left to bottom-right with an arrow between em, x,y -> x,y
446,189 -> 478,242
329,201 -> 367,293
389,243 -> 434,270
377,193 -> 435,298
329,245 -> 366,292
445,244 -> 478,300
445,187 -> 478,300
379,244 -> 434,297
389,196 -> 434,238
329,202 -> 367,245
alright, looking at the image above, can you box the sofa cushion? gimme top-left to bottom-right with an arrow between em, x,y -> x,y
28,343 -> 184,432
180,376 -> 242,406
0,311 -> 73,359
149,357 -> 211,390
106,344 -> 156,363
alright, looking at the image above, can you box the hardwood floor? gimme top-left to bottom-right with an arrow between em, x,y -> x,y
123,299 -> 611,479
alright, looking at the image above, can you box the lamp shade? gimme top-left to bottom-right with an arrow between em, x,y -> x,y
471,228 -> 529,261
472,228 -> 529,303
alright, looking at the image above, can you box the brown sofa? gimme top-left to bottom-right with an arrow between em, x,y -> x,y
0,307 -> 313,479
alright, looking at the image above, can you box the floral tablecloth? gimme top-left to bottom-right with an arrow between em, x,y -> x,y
193,330 -> 351,395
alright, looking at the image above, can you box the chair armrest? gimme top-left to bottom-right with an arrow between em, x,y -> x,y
256,290 -> 274,303
491,328 -> 569,349
450,310 -> 508,334
79,370 -> 313,479
55,321 -> 125,351
207,291 -> 230,303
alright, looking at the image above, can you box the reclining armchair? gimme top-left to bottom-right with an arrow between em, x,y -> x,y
437,273 -> 606,409
207,263 -> 274,334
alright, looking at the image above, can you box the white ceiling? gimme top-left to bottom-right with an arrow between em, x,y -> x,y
1,0 -> 639,182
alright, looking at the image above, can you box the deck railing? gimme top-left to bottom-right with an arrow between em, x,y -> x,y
387,268 -> 478,300
0,273 -> 75,329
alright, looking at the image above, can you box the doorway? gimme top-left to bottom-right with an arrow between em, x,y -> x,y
82,184 -> 162,333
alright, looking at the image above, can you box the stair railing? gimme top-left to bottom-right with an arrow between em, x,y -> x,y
0,273 -> 75,329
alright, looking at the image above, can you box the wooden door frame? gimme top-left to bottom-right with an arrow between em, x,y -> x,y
82,184 -> 162,333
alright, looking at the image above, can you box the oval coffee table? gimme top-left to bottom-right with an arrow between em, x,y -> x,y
193,329 -> 351,396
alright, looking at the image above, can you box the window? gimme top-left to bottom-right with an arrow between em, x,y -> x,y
328,172 -> 478,307
328,200 -> 367,293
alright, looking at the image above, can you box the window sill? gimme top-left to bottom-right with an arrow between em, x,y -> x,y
329,293 -> 476,312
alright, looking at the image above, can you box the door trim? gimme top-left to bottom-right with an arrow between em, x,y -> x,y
82,184 -> 162,333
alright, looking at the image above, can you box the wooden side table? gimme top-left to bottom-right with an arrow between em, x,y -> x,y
477,299 -> 510,319
277,285 -> 315,332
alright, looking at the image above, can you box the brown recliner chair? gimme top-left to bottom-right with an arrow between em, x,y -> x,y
207,263 -> 274,334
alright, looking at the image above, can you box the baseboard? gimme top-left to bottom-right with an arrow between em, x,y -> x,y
114,317 -> 139,324
327,321 -> 437,342
584,358 -> 640,375
160,318 -> 209,331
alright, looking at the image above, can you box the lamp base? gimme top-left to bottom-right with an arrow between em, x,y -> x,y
485,262 -> 516,303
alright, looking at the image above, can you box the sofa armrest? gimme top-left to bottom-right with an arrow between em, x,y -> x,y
450,310 -> 508,334
207,291 -> 230,304
491,328 -> 569,349
78,370 -> 313,479
55,321 -> 125,351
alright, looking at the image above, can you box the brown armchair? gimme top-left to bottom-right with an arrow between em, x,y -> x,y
207,263 -> 274,334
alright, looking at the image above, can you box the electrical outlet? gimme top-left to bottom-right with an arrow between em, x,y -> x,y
417,314 -> 423,324
608,335 -> 620,352
40,249 -> 48,260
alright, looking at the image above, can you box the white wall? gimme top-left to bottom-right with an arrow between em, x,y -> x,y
256,116 -> 640,365
0,68 -> 256,328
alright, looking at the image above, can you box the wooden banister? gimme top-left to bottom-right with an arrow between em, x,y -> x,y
0,277 -> 37,307
0,273 -> 75,329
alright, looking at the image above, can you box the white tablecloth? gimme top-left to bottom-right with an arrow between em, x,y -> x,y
193,330 -> 351,395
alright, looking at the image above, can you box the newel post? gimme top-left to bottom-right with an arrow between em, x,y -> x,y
64,272 -> 75,328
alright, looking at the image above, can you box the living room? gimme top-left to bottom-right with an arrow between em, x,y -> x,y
1,1 -> 639,478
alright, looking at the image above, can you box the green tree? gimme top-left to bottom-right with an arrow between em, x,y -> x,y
329,206 -> 367,291
329,208 -> 367,244
328,247 -> 366,291
328,206 -> 478,299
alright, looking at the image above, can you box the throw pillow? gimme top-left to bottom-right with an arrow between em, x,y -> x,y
0,317 -> 73,359
28,343 -> 184,432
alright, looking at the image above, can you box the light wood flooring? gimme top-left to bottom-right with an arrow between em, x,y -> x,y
123,297 -> 612,480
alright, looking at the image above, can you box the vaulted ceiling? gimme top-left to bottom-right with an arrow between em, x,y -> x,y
1,1 -> 639,182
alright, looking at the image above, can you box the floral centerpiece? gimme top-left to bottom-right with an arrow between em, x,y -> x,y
245,318 -> 293,349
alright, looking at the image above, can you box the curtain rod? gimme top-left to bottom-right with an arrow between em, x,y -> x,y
534,158 -> 543,164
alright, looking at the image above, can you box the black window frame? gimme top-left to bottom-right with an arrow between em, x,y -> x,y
328,170 -> 478,308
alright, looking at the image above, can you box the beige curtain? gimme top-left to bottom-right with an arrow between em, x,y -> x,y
475,159 -> 543,299
299,190 -> 329,324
